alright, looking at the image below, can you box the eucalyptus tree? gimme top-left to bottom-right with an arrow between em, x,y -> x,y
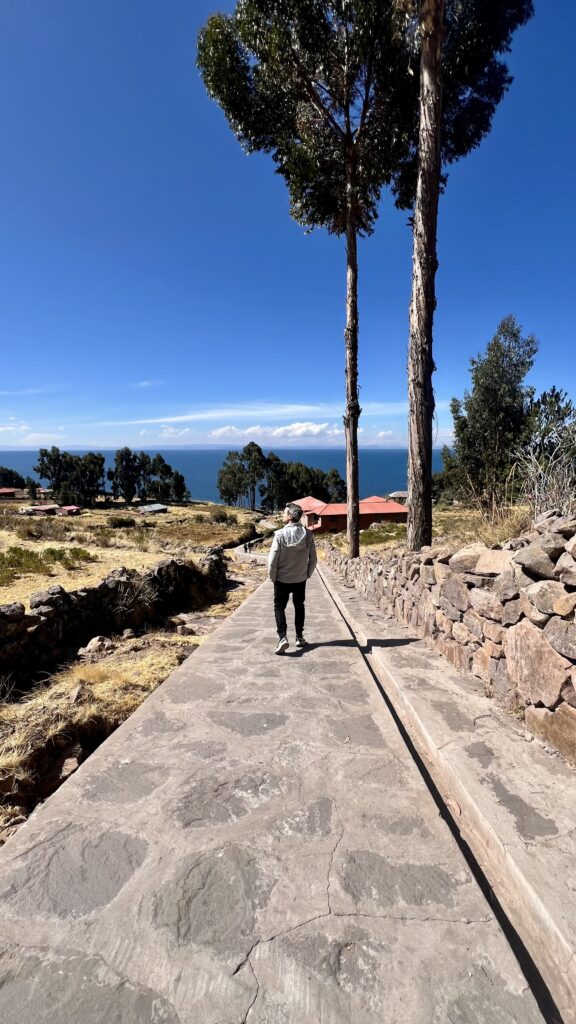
198,1 -> 414,557
198,0 -> 534,555
397,0 -> 534,549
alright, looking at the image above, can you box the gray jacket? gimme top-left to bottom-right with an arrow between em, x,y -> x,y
268,523 -> 317,584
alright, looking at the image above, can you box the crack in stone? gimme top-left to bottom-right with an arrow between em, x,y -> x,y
437,739 -> 456,751
327,805 -> 345,914
331,910 -> 493,925
240,957 -> 259,1024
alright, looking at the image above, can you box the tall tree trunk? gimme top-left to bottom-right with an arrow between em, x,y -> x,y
343,152 -> 361,559
407,0 -> 445,551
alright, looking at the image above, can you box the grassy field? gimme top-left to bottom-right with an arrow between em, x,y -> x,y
0,500 -> 267,842
324,505 -> 532,554
0,501 -> 260,607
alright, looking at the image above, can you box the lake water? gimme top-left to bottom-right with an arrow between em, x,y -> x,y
0,448 -> 444,503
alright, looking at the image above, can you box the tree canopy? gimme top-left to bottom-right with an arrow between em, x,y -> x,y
0,467 -> 26,489
34,447 -> 190,506
441,315 -> 538,510
217,444 -> 346,510
34,448 -> 106,507
198,0 -> 534,553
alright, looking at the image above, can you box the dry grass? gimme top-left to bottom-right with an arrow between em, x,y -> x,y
0,632 -> 201,831
0,502 -> 260,607
320,506 -> 533,555
432,505 -> 532,547
0,504 -> 264,843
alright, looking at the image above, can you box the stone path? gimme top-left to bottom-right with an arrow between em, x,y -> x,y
0,574 -> 545,1022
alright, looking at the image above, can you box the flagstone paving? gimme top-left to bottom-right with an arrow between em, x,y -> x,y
0,574 -> 545,1022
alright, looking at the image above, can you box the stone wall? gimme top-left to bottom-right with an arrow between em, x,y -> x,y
323,510 -> 576,764
0,550 -> 227,686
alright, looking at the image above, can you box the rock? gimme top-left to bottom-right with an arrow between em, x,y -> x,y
463,609 -> 484,640
483,620 -> 505,643
560,679 -> 576,708
122,628 -> 135,639
448,543 -> 487,573
435,610 -> 453,636
82,635 -> 113,653
29,590 -> 54,610
505,619 -> 571,707
438,598 -> 462,622
439,576 -> 470,613
452,621 -> 474,645
436,635 -> 473,672
523,580 -> 576,617
512,544 -> 556,580
475,549 -> 514,576
525,704 -> 576,765
34,604 -> 57,620
554,517 -> 576,538
538,532 -> 569,560
433,562 -> 452,584
176,624 -> 196,636
490,658 -> 513,706
534,508 -> 562,525
554,551 -> 576,586
420,564 -> 436,585
504,537 -> 528,551
0,602 -> 25,621
543,617 -> 576,661
484,638 -> 502,659
460,572 -> 491,587
469,588 -> 504,622
501,599 -> 522,626
493,570 -> 519,603
472,647 -> 491,683
513,563 -> 537,589
566,535 -> 576,557
519,591 -> 550,627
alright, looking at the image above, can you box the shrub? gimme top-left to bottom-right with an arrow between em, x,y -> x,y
0,546 -> 49,584
108,516 -> 137,529
210,508 -> 233,524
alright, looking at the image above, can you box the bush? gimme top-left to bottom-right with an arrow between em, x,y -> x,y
193,513 -> 206,523
108,516 -> 136,529
209,508 -> 230,523
209,508 -> 237,525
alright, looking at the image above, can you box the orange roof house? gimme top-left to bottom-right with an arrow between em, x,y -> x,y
294,495 -> 407,532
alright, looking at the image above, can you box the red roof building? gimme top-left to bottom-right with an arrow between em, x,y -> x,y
0,488 -> 17,498
294,495 -> 407,532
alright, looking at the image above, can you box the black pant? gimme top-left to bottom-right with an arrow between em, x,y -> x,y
274,580 -> 306,638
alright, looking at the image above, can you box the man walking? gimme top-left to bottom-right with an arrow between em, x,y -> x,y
268,502 -> 317,654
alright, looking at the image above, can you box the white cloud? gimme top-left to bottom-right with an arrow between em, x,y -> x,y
0,421 -> 29,434
208,421 -> 344,442
139,429 -> 148,436
130,379 -> 163,389
377,430 -> 395,438
0,387 -> 55,396
159,425 -> 191,438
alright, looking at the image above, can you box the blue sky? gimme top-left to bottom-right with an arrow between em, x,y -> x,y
1,0 -> 574,450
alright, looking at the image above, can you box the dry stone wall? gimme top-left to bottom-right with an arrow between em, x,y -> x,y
323,509 -> 576,764
0,551 -> 227,686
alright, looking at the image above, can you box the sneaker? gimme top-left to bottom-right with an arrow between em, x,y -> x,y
275,636 -> 289,655
295,636 -> 307,648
